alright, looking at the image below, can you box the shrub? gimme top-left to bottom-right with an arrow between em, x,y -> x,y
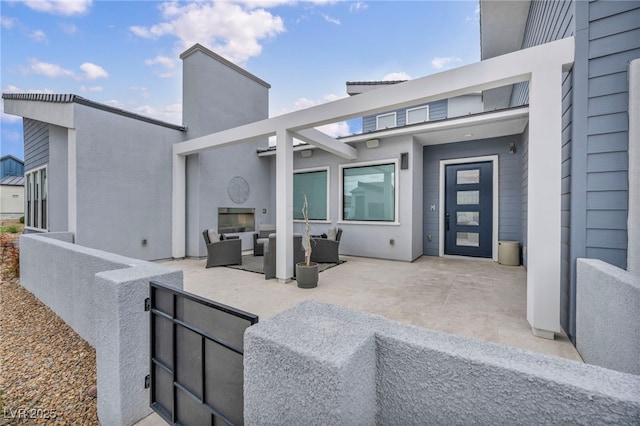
2,225 -> 21,234
0,234 -> 19,279
19,216 -> 24,224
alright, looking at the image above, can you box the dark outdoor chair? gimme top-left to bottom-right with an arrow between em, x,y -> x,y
263,233 -> 305,280
253,224 -> 275,256
310,228 -> 342,264
202,230 -> 242,268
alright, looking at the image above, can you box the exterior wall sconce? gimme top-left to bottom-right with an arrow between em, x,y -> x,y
509,141 -> 517,154
300,149 -> 313,158
366,139 -> 380,149
400,152 -> 409,169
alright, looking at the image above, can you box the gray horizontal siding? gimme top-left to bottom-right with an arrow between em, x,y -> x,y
510,0 -> 575,106
362,100 -> 448,133
422,135 -> 523,257
24,119 -> 49,171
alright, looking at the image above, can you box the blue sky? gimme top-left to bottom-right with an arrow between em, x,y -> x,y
1,0 -> 480,160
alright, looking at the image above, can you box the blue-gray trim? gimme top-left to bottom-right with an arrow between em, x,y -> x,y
422,135 -> 523,257
24,119 -> 49,171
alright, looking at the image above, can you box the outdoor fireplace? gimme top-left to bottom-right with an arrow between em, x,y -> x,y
218,207 -> 255,234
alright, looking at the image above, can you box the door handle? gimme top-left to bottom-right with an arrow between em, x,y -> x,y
445,212 -> 450,231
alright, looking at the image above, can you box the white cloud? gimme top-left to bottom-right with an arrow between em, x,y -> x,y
130,1 -> 285,64
144,55 -> 178,78
2,85 -> 53,123
431,56 -> 462,70
80,85 -> 103,92
321,14 -> 340,25
1,16 -> 16,29
349,2 -> 368,12
29,29 -> 48,43
29,59 -> 74,78
80,62 -> 108,79
466,4 -> 480,23
135,103 -> 182,124
130,86 -> 150,99
383,72 -> 411,81
22,0 -> 92,16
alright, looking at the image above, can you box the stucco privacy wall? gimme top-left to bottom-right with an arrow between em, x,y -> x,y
576,259 -> 640,376
19,234 -> 183,425
245,302 -> 640,424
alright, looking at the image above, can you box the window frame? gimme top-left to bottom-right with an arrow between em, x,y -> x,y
292,166 -> 330,223
24,165 -> 48,232
339,159 -> 399,225
406,105 -> 430,125
376,112 -> 397,130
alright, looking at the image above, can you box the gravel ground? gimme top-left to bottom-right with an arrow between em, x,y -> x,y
1,235 -> 98,425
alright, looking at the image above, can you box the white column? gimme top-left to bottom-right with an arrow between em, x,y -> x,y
275,128 -> 294,282
67,129 -> 77,236
172,150 -> 186,259
526,66 -> 563,339
628,59 -> 640,275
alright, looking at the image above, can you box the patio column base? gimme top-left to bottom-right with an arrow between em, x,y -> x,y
278,278 -> 292,284
532,327 -> 555,340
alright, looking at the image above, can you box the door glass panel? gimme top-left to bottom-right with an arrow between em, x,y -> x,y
456,169 -> 479,184
457,211 -> 479,226
457,190 -> 479,205
457,232 -> 479,247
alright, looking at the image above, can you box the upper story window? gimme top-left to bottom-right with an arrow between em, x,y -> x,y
293,167 -> 329,221
25,166 -> 47,231
406,105 -> 429,124
376,112 -> 397,130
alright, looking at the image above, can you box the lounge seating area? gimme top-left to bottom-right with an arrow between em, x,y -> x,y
310,228 -> 342,264
263,233 -> 305,279
253,224 -> 275,256
202,229 -> 242,268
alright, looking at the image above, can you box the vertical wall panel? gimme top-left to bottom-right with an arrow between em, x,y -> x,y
23,119 -> 49,171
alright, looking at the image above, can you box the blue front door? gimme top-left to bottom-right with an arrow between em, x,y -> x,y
444,162 -> 493,258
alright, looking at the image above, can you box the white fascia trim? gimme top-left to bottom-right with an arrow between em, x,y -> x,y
294,166 -> 330,222
439,155 -> 499,261
3,99 -> 74,129
338,158 -> 400,225
173,38 -> 573,157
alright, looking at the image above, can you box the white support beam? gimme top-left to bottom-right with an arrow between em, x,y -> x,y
526,65 -> 563,338
275,129 -> 294,282
292,128 -> 358,160
628,59 -> 640,275
173,37 -> 574,157
67,129 -> 77,236
172,149 -> 186,259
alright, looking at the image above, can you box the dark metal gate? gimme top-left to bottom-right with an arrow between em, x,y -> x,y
149,281 -> 258,425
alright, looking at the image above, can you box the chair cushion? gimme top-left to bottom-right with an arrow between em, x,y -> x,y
207,229 -> 219,243
327,227 -> 337,241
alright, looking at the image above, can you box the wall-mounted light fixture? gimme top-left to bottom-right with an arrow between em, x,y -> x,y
300,149 -> 313,158
400,152 -> 409,170
509,141 -> 517,154
366,139 -> 380,149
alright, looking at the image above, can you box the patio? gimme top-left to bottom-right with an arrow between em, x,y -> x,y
160,255 -> 582,361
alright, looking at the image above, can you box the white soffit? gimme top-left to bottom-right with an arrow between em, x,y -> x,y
480,0 -> 531,60
340,107 -> 529,146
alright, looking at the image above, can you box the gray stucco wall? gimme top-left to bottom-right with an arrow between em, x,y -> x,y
47,125 -> 68,232
289,134 -> 423,262
181,46 -> 272,256
245,301 -> 640,424
73,104 -> 183,261
422,135 -> 523,257
576,258 -> 640,376
20,233 -> 183,425
23,118 -> 49,171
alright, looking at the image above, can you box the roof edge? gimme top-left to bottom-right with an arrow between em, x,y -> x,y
2,93 -> 186,131
180,43 -> 271,89
0,154 -> 24,164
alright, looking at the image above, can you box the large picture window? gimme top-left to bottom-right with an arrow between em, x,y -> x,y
341,161 -> 396,222
293,168 -> 328,221
25,166 -> 47,231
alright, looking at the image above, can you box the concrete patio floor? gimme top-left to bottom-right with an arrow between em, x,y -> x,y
160,254 -> 582,362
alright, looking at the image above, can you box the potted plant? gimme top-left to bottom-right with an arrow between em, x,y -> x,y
296,194 -> 319,288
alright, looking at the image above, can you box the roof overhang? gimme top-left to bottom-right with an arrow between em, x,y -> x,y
480,0 -> 531,60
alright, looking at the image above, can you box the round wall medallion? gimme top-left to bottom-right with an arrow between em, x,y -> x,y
227,176 -> 250,204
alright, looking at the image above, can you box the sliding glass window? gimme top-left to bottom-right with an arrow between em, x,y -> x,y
293,168 -> 328,221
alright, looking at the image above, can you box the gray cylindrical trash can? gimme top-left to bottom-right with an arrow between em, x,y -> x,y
498,241 -> 520,266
